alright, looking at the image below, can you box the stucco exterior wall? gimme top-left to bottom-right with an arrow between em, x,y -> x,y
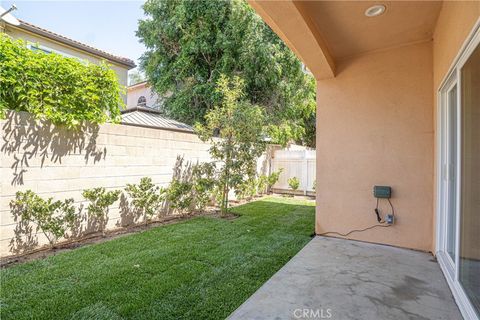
4,26 -> 129,102
315,42 -> 434,251
127,84 -> 162,110
431,1 -> 480,253
0,111 -> 213,257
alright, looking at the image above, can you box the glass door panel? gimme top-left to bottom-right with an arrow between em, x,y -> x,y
459,43 -> 480,317
446,85 -> 457,262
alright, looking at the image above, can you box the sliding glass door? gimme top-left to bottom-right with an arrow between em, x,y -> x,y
459,42 -> 480,317
438,25 -> 479,320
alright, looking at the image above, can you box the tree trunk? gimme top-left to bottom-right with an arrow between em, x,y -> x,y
222,142 -> 231,215
45,232 -> 54,249
101,216 -> 106,237
223,181 -> 229,215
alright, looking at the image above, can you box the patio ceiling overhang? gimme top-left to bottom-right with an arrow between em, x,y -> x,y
249,1 -> 442,80
248,0 -> 335,80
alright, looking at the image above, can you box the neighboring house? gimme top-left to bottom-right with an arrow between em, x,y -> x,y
0,19 -> 136,102
250,1 -> 479,319
121,106 -> 193,133
127,81 -> 163,111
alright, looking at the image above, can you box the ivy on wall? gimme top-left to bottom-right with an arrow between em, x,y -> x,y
0,34 -> 124,127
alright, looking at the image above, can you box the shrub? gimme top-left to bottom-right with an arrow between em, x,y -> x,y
191,162 -> 216,210
288,177 -> 300,191
10,190 -> 76,247
247,178 -> 259,198
82,188 -> 121,236
257,174 -> 268,195
165,162 -> 216,215
267,169 -> 283,192
0,34 -> 124,126
235,180 -> 248,201
164,180 -> 194,216
239,170 -> 283,198
235,177 -> 258,200
125,177 -> 163,225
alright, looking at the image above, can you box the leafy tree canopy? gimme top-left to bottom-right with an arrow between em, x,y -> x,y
128,70 -> 147,86
137,0 -> 316,147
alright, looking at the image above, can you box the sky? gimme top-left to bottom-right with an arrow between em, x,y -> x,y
0,0 -> 147,70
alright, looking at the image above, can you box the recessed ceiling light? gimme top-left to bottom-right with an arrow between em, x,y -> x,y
365,5 -> 386,17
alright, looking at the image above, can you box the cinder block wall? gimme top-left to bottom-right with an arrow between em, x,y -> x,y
0,111 -> 215,257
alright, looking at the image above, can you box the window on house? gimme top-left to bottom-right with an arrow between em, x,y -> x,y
27,43 -> 87,63
137,96 -> 147,107
28,44 -> 52,54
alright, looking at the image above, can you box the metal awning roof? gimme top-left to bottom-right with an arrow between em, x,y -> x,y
121,107 -> 194,133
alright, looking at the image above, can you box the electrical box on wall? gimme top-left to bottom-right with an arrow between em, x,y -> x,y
386,214 -> 395,225
373,186 -> 391,199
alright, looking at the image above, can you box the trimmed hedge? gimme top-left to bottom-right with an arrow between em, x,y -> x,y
0,34 -> 124,127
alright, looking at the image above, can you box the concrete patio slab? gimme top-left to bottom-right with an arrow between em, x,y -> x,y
228,236 -> 461,320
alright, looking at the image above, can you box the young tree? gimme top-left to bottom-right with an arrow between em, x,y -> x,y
196,75 -> 266,214
137,0 -> 316,147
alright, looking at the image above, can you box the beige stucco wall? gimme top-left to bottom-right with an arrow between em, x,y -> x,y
127,84 -> 162,110
0,111 -> 213,257
4,26 -> 129,102
315,2 -> 479,253
316,42 -> 434,252
431,1 -> 480,253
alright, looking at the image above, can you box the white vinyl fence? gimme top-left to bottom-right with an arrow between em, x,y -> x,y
270,148 -> 316,195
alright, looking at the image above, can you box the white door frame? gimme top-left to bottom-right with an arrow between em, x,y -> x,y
437,73 -> 458,276
436,18 -> 480,320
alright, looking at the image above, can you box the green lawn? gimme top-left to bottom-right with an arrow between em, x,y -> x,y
0,197 -> 315,320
